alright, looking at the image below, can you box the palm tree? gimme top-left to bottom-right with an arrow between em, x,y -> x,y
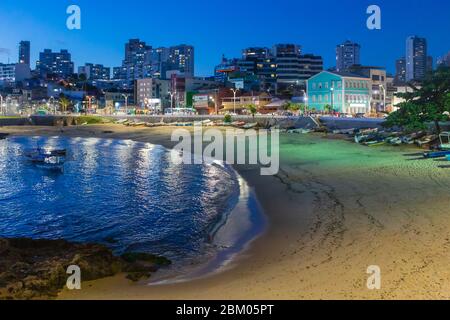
59,95 -> 71,113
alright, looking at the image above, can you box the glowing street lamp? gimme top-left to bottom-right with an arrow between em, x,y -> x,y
230,88 -> 239,114
168,91 -> 176,115
122,94 -> 130,115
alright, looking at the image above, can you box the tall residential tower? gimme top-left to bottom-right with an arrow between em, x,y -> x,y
336,40 -> 361,72
406,36 -> 427,82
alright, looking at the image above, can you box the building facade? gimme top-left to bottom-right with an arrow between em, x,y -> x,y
395,57 -> 406,85
19,41 -> 30,66
115,39 -> 152,83
307,71 -> 371,114
437,51 -> 450,67
0,63 -> 31,84
336,41 -> 361,72
348,65 -> 387,112
167,45 -> 195,77
134,78 -> 170,111
406,36 -> 427,82
36,49 -> 74,78
273,44 -> 302,86
78,63 -> 110,80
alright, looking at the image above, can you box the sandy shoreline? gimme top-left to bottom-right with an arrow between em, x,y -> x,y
2,124 -> 450,300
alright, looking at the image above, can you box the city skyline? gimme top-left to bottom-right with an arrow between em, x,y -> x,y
1,0 -> 450,76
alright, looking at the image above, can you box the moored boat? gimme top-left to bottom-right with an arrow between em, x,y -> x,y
423,150 -> 450,159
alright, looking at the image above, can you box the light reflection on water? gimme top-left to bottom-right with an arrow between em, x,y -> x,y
0,136 -> 240,266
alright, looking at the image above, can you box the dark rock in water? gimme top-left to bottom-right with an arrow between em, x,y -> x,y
0,238 -> 171,300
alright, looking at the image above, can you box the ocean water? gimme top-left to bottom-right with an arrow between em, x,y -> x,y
0,136 -> 256,270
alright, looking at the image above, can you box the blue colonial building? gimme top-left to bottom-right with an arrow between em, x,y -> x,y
306,71 -> 371,114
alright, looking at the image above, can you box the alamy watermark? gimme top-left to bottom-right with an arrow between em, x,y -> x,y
366,5 -> 381,30
66,5 -> 81,30
171,126 -> 280,176
367,265 -> 381,290
66,265 -> 82,290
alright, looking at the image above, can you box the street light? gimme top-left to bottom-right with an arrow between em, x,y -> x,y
168,91 -> 176,115
122,94 -> 130,115
230,88 -> 239,114
330,87 -> 335,113
379,84 -> 386,112
48,96 -> 56,114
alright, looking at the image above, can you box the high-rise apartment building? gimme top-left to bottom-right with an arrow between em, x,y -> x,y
437,51 -> 450,67
395,57 -> 406,85
273,44 -> 302,86
36,49 -> 74,78
336,41 -> 361,72
167,45 -> 195,77
406,36 -> 427,82
116,39 -> 152,83
78,63 -> 110,80
18,41 -> 30,66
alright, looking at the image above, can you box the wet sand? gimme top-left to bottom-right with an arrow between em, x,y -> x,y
2,125 -> 450,299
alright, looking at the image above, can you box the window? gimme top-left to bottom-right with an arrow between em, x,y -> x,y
337,81 -> 342,88
312,83 -> 316,89
312,95 -> 316,102
318,82 -> 323,89
325,82 -> 329,89
318,95 -> 322,102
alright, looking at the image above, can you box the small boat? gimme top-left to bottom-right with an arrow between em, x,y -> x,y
438,132 -> 450,150
231,121 -> 246,128
355,133 -> 379,144
25,148 -> 67,158
243,123 -> 259,130
423,150 -> 450,159
416,135 -> 438,147
333,128 -> 356,135
115,119 -> 128,124
401,131 -> 426,144
386,137 -> 402,146
35,156 -> 65,172
287,128 -> 311,134
364,140 -> 386,147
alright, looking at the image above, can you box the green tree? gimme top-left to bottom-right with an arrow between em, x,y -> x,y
59,94 -> 72,113
385,67 -> 450,133
287,103 -> 301,114
246,104 -> 257,118
324,104 -> 333,114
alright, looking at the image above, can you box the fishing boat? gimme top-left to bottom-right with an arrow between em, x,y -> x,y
364,140 -> 386,147
25,147 -> 67,159
385,136 -> 402,146
416,135 -> 438,147
35,156 -> 65,172
423,150 -> 450,159
438,132 -> 450,150
242,123 -> 258,130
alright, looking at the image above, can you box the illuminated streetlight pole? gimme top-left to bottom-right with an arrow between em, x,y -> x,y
168,91 -> 176,115
230,88 -> 239,114
122,94 -> 130,115
379,84 -> 386,112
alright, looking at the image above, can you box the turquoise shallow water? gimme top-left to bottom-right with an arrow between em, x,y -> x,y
0,136 -> 248,267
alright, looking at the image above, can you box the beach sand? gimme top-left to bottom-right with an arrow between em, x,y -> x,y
2,124 -> 450,300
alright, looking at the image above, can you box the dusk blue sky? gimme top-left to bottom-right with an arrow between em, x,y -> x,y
1,0 -> 449,76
